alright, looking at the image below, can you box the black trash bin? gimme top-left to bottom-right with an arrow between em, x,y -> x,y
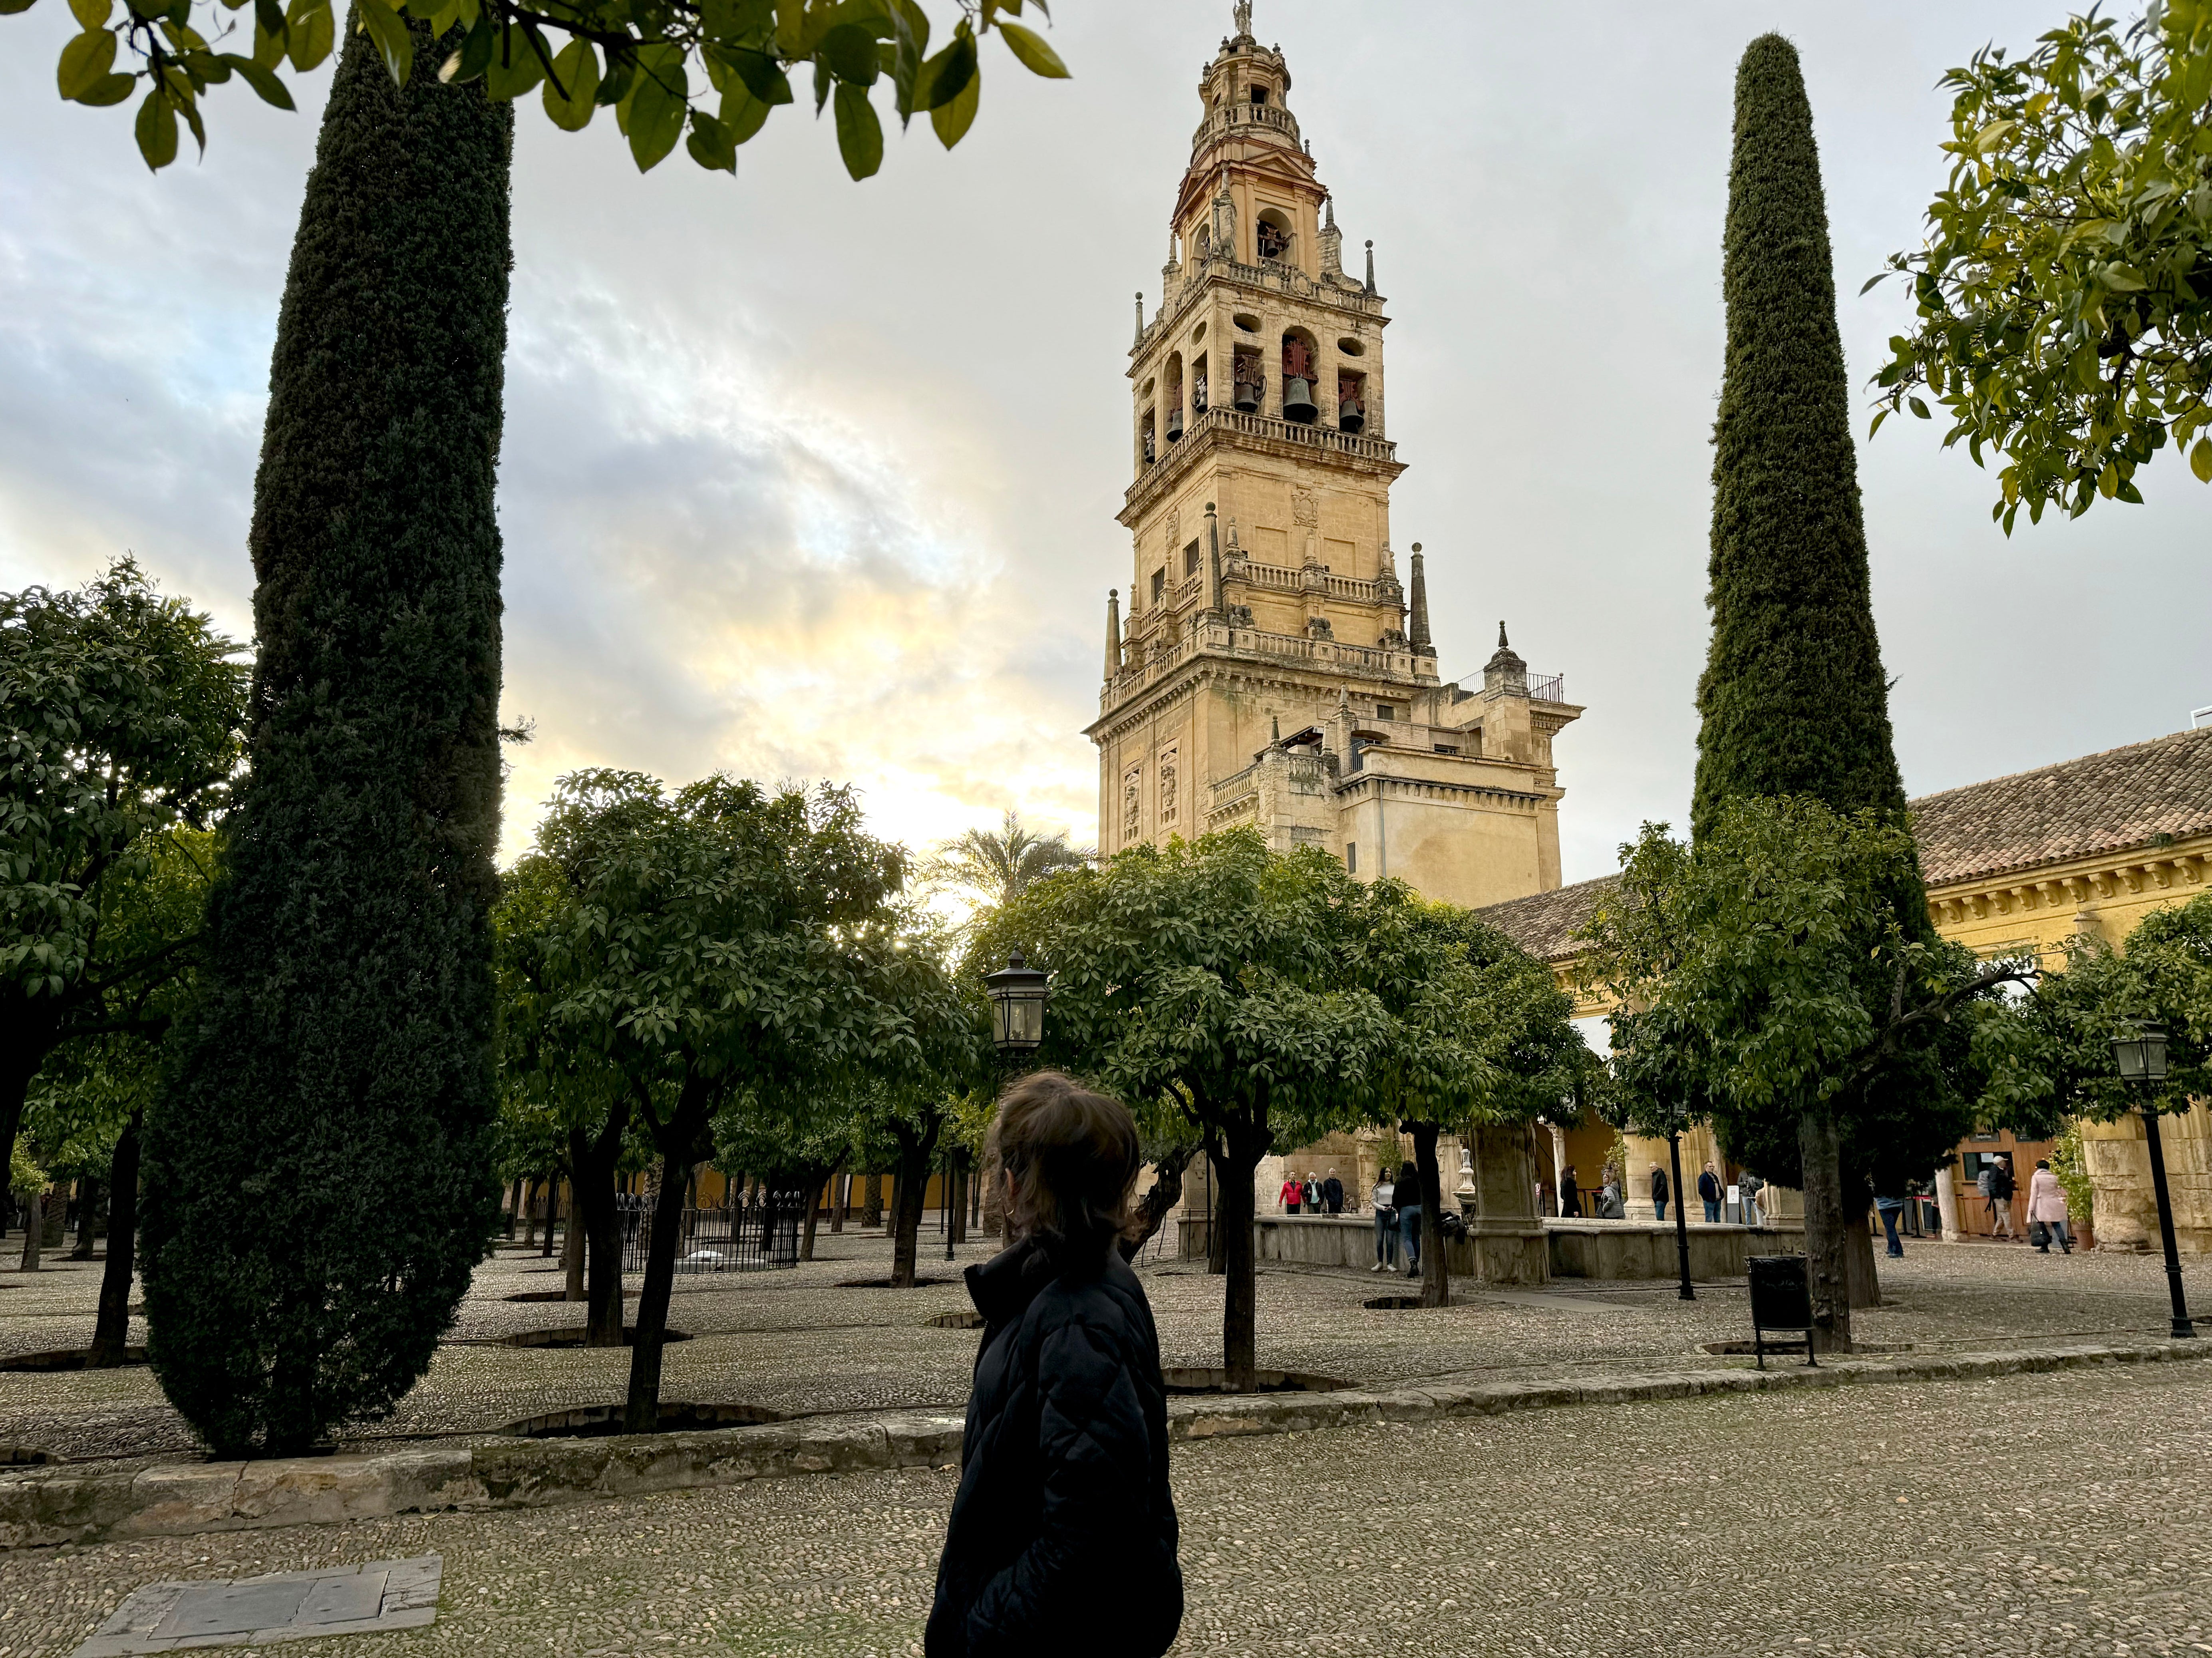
1745,1253 -> 1816,1370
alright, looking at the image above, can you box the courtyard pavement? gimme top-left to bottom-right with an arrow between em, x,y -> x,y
0,1223 -> 2200,1465
5,1353 -> 2208,1655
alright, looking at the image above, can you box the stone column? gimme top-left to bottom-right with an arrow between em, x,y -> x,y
1622,1132 -> 1669,1223
1932,1165 -> 1962,1242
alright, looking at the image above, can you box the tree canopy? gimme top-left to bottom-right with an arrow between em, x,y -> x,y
1,560 -> 244,1175
26,0 -> 1071,176
1872,2 -> 2212,525
922,809 -> 1091,914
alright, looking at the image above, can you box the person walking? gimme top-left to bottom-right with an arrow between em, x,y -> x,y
1370,1169 -> 1397,1272
1875,1190 -> 1906,1258
1598,1168 -> 1624,1220
1322,1168 -> 1345,1216
1279,1174 -> 1302,1215
2026,1158 -> 2073,1254
1557,1164 -> 1582,1219
1698,1162 -> 1723,1223
1395,1159 -> 1424,1279
926,1072 -> 1183,1658
1650,1164 -> 1670,1224
1988,1154 -> 2018,1240
1302,1174 -> 1321,1215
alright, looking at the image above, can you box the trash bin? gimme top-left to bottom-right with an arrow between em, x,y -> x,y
1745,1253 -> 1815,1370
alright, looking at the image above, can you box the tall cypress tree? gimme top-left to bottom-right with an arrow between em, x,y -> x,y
1692,35 -> 1945,1349
141,18 -> 511,1456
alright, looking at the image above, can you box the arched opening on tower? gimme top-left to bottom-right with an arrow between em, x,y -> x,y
1280,330 -> 1319,424
1338,370 -> 1367,434
1191,352 -> 1209,416
1232,346 -> 1264,413
1164,353 -> 1185,443
1256,209 -> 1293,264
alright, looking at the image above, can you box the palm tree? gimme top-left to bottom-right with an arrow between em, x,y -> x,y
923,810 -> 1093,911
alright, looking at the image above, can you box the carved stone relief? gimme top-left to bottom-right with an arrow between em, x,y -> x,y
1158,746 -> 1180,829
1123,765 -> 1143,840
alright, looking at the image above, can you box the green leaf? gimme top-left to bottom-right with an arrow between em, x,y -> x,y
220,51 -> 294,106
1858,271 -> 1890,296
541,36 -> 597,129
2191,438 -> 2212,483
994,19 -> 1065,78
685,107 -> 736,172
594,48 -> 631,105
447,14 -> 494,82
0,0 -> 41,15
1907,396 -> 1931,420
356,0 -> 410,85
719,78 -> 771,143
78,70 -> 135,102
833,80 -> 881,177
133,83 -> 177,169
624,53 -> 686,171
1867,407 -> 1890,439
719,46 -> 791,103
69,0 -> 111,28
916,25 -> 972,109
819,20 -> 877,84
482,24 -> 546,101
58,28 -> 117,100
928,47 -> 976,147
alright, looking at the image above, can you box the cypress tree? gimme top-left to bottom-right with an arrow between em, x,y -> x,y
1692,35 -> 1950,1348
141,18 -> 512,1455
1692,33 -> 1908,842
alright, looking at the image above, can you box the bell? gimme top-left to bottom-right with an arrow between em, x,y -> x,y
1165,409 -> 1185,441
1233,382 -> 1261,413
1282,376 -> 1318,423
1338,400 -> 1364,435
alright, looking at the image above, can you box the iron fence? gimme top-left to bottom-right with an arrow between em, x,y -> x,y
615,1190 -> 805,1274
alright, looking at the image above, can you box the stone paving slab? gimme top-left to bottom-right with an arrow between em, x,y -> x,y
69,1555 -> 439,1655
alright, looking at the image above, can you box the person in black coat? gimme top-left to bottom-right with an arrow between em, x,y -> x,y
927,1072 -> 1183,1658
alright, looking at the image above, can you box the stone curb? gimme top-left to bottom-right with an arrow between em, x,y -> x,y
3,1340 -> 2202,1549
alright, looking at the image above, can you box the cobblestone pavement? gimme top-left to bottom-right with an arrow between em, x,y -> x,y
6,1358 -> 2210,1656
0,1228 -> 2200,1463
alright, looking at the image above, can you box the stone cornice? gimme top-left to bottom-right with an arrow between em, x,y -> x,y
1119,406 -> 1403,529
1925,840 -> 2210,927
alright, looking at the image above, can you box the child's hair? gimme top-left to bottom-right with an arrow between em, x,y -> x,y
2035,1158 -> 2051,1170
987,1071 -> 1141,1262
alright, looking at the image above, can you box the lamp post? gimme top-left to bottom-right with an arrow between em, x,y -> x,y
1667,1128 -> 1694,1302
974,950 -> 1050,1256
2113,1020 -> 2195,1340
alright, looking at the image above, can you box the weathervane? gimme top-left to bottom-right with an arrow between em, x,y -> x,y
1232,0 -> 1252,38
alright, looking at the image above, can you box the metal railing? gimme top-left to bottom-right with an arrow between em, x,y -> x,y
615,1191 -> 805,1274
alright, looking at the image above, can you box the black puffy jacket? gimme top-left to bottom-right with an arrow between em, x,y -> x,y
925,1239 -> 1183,1658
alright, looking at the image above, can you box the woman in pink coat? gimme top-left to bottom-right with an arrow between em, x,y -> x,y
2026,1159 -> 2073,1254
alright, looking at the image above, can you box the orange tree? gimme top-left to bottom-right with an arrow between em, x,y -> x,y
21,0 -> 1069,175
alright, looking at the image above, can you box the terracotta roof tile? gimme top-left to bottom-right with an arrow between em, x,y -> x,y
1477,875 -> 1618,963
1910,726 -> 2212,888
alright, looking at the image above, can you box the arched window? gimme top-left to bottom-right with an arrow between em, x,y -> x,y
1280,331 -> 1319,424
1163,353 -> 1185,441
1256,209 -> 1292,263
1338,370 -> 1366,434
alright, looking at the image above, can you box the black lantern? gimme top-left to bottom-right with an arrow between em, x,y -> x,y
985,950 -> 1049,1058
2113,1018 -> 2193,1340
2112,1020 -> 2170,1084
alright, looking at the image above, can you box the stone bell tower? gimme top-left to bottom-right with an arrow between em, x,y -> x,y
1088,3 -> 1583,913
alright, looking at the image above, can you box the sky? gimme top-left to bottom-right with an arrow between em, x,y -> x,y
3,1 -> 2206,882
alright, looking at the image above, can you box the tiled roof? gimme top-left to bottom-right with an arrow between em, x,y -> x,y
1910,726 -> 2212,888
1477,727 -> 2212,956
1477,875 -> 1619,963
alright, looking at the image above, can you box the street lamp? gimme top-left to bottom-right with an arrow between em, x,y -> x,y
966,951 -> 1050,1259
2112,1020 -> 2194,1340
984,950 -> 1050,1064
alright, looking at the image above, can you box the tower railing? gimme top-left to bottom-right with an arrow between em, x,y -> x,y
1124,405 -> 1399,523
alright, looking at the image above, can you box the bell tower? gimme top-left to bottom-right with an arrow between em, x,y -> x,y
1088,4 -> 1582,911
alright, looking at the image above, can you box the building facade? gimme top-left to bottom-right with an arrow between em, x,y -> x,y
1481,725 -> 2212,1251
1088,13 -> 1580,912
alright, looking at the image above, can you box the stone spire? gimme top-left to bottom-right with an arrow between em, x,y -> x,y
1484,620 -> 1528,696
1133,290 -> 1145,348
1104,588 -> 1122,679
1407,542 -> 1432,654
1363,239 -> 1376,294
1320,196 -> 1344,278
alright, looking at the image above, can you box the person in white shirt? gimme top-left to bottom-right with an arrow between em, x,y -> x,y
1369,1174 -> 1397,1272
